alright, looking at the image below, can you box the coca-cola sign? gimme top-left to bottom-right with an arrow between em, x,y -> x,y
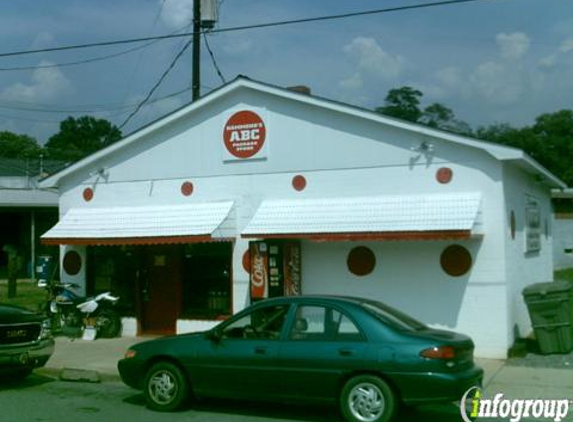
250,242 -> 268,300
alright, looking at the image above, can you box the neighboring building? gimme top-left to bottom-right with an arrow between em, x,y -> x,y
0,158 -> 60,279
39,77 -> 564,358
552,188 -> 573,270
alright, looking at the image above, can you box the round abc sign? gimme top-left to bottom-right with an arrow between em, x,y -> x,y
223,110 -> 266,159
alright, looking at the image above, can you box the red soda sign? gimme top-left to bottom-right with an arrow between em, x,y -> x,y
250,242 -> 268,300
223,110 -> 266,159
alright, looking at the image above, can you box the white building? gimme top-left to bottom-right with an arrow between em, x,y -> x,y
40,77 -> 565,358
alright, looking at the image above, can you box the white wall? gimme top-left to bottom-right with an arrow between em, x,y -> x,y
553,217 -> 573,270
503,163 -> 555,343
51,87 -> 547,358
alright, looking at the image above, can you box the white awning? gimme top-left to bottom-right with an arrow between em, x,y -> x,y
242,193 -> 482,241
41,201 -> 234,245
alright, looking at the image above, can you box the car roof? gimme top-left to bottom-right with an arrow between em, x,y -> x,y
252,295 -> 370,307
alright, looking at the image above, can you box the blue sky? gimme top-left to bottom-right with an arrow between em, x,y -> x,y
0,0 -> 571,143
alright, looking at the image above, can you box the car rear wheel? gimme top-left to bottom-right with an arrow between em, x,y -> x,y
340,375 -> 396,422
143,362 -> 189,412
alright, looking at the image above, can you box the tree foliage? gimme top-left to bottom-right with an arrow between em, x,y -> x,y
0,131 -> 42,159
44,116 -> 122,162
376,86 -> 423,123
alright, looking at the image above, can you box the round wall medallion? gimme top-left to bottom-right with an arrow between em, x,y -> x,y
242,250 -> 251,273
292,175 -> 307,191
347,246 -> 376,277
440,245 -> 472,277
436,167 -> 453,184
63,251 -> 82,276
181,181 -> 194,196
223,110 -> 266,159
83,187 -> 94,202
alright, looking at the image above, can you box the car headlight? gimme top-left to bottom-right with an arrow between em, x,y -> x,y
40,319 -> 52,340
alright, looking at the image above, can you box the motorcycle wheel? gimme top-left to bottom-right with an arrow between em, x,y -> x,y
96,308 -> 122,338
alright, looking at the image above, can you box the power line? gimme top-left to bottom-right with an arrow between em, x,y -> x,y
118,38 -> 194,129
204,33 -> 226,84
0,0 -> 495,59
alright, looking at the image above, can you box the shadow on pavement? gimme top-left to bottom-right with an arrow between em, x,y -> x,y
123,392 -> 463,422
0,373 -> 56,391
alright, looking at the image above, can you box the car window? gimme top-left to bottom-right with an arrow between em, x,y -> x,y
221,305 -> 289,340
360,300 -> 426,332
289,305 -> 363,341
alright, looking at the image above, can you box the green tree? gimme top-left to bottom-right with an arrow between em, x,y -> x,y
0,131 -> 42,159
376,86 -> 423,123
44,116 -> 122,162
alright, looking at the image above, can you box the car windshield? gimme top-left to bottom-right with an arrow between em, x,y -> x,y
360,300 -> 427,332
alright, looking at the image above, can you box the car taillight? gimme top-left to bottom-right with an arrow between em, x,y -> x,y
420,346 -> 456,359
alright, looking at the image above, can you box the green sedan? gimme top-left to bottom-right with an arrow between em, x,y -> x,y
118,295 -> 483,422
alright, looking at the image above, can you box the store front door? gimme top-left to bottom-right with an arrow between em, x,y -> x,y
140,245 -> 182,335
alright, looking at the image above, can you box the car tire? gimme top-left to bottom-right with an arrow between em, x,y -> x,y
143,362 -> 190,412
340,375 -> 396,422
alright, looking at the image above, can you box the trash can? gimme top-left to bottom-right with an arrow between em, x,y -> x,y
522,281 -> 573,354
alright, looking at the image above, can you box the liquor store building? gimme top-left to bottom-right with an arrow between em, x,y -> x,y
40,77 -> 564,358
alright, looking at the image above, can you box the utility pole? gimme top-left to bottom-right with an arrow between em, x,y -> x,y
192,0 -> 201,102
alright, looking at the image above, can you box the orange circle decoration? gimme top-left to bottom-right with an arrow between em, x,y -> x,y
242,250 -> 251,273
63,251 -> 82,276
292,175 -> 307,191
436,167 -> 453,184
83,187 -> 94,202
223,110 -> 266,159
347,246 -> 376,277
440,245 -> 472,277
181,181 -> 194,196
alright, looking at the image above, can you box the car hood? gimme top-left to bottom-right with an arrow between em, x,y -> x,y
0,304 -> 44,324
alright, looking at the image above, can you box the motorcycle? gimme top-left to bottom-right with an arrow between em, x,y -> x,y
39,280 -> 122,339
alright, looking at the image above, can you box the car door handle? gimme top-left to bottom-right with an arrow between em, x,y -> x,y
254,346 -> 268,355
339,348 -> 355,357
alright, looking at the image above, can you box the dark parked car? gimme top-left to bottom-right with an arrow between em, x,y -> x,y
0,304 -> 54,380
118,296 -> 483,422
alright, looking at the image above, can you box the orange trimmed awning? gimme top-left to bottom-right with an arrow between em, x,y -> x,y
41,202 -> 234,246
242,193 -> 482,241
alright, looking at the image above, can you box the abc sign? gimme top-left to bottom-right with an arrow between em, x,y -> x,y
223,110 -> 266,159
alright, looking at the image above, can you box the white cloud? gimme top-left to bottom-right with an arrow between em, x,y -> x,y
559,37 -> 573,53
496,32 -> 530,61
470,61 -> 524,104
343,37 -> 403,80
339,73 -> 363,91
31,31 -> 55,49
160,0 -> 194,29
1,62 -> 73,102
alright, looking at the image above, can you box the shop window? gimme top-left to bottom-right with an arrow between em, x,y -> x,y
347,246 -> 376,276
87,246 -> 138,316
182,242 -> 232,319
440,245 -> 472,277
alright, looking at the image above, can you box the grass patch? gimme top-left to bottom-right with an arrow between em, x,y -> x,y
0,280 -> 47,313
554,268 -> 573,284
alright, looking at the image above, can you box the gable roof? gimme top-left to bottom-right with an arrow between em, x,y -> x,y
39,76 -> 566,189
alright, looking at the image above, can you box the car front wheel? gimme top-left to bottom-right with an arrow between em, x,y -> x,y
143,362 -> 189,412
340,375 -> 396,422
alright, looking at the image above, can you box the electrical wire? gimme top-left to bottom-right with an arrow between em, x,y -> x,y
204,33 -> 226,84
0,0 -> 495,58
118,38 -> 194,129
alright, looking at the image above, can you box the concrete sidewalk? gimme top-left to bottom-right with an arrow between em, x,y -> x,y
37,337 -> 573,402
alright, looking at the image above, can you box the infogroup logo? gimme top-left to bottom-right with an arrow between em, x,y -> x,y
460,387 -> 571,422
